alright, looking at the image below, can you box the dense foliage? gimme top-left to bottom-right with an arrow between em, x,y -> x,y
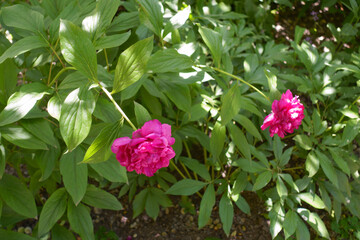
0,0 -> 359,239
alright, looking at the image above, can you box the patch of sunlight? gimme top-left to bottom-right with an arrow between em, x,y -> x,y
82,12 -> 100,34
177,42 -> 196,56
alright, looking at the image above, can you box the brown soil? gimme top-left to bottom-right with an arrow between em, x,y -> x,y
93,192 -> 271,240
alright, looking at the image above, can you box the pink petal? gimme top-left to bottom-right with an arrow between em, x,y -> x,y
111,137 -> 131,154
141,119 -> 162,136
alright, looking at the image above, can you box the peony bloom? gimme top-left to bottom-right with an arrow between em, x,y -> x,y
111,119 -> 176,177
261,90 -> 304,138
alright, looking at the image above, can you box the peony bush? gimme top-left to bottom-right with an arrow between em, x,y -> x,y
0,0 -> 359,239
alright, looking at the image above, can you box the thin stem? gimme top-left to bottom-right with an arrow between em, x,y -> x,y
104,49 -> 110,71
99,84 -> 137,131
210,67 -> 271,102
183,141 -> 197,180
48,67 -> 76,87
283,166 -> 303,171
170,160 -> 187,179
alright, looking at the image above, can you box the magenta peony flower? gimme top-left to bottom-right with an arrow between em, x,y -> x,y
111,119 -> 176,177
261,90 -> 304,138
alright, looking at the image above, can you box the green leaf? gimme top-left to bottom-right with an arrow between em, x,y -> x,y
0,125 -> 48,150
60,19 -> 97,81
0,36 -> 48,64
264,68 -> 281,100
276,176 -> 288,199
234,114 -> 262,140
21,118 -> 58,147
210,121 -> 226,161
0,229 -> 36,240
219,194 -> 234,236
0,47 -> 17,105
145,189 -> 160,220
328,148 -> 350,175
315,150 -> 338,188
134,102 -> 151,127
67,202 -> 94,240
296,218 -> 310,240
82,121 -> 123,164
38,188 -> 68,237
305,151 -> 319,177
228,123 -> 251,160
159,81 -> 191,112
51,224 -> 75,240
253,171 -> 272,191
221,84 -> 242,125
147,49 -> 193,73
198,184 -> 215,228
1,4 -> 44,33
199,26 -> 222,67
233,194 -> 250,215
113,36 -> 153,93
132,189 -> 148,218
82,185 -> 122,210
0,174 -> 37,218
297,208 -> 329,239
94,31 -> 131,50
0,82 -> 51,126
0,145 -> 5,179
37,143 -> 60,181
340,119 -> 360,147
180,157 -> 211,181
163,6 -> 191,37
138,0 -> 163,37
93,97 -> 122,123
90,155 -> 128,183
108,12 -> 140,33
294,26 -> 306,45
294,134 -> 313,150
298,193 -> 325,209
166,179 -> 207,195
283,210 -> 298,239
269,202 -> 285,238
60,148 -> 88,205
82,0 -> 121,41
60,87 -> 95,151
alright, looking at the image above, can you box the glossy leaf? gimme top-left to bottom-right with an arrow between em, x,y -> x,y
147,49 -> 193,73
94,32 -> 131,50
253,171 -> 272,191
210,121 -> 226,161
90,155 -> 128,183
51,224 -> 76,240
60,87 -> 95,151
298,193 -> 325,209
228,123 -> 251,160
283,210 -> 298,239
60,20 -> 97,81
134,102 -> 151,127
297,208 -> 329,239
0,82 -> 51,126
138,0 -> 163,37
198,26 -> 222,67
221,84 -> 242,125
21,118 -> 58,147
113,36 -> 153,93
180,157 -> 211,181
0,229 -> 36,240
234,114 -> 262,140
316,150 -> 338,188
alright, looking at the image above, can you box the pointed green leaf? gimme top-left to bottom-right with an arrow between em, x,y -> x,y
210,121 -> 226,161
0,83 -> 51,126
253,171 -> 272,191
219,194 -> 234,236
51,224 -> 75,240
94,31 -> 131,50
298,193 -> 325,209
328,148 -> 350,176
67,202 -> 94,240
0,174 -> 37,218
297,208 -> 329,239
316,150 -> 338,188
60,87 -> 95,151
198,184 -> 215,228
90,155 -> 128,183
113,36 -> 153,93
180,157 -> 211,181
0,229 -> 36,240
0,145 -> 5,179
305,151 -> 319,177
234,114 -> 262,140
0,125 -> 48,150
147,49 -> 193,73
283,210 -> 298,239
134,102 -> 151,127
21,118 -> 58,147
228,123 -> 251,160
38,188 -> 68,237
198,26 -> 222,67
60,19 -> 97,81
166,179 -> 207,195
60,148 -> 88,205
138,0 -> 163,37
221,84 -> 241,125
82,185 -> 122,210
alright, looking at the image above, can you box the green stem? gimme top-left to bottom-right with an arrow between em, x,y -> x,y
210,67 -> 271,102
183,141 -> 197,180
48,67 -> 76,87
99,83 -> 137,131
170,160 -> 187,179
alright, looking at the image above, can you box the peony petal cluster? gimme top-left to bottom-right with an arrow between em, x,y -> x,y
261,90 -> 304,138
111,119 -> 176,177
